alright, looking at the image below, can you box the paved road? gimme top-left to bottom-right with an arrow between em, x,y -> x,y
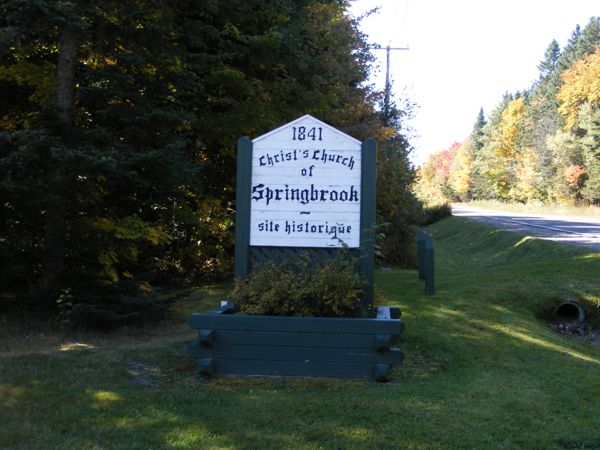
452,206 -> 600,252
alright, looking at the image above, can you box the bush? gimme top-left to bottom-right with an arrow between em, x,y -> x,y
422,203 -> 452,225
55,281 -> 173,331
232,252 -> 367,318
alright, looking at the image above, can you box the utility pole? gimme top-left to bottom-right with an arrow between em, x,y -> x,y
372,45 -> 409,125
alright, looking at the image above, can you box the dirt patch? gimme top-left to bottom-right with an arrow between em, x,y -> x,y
129,362 -> 162,387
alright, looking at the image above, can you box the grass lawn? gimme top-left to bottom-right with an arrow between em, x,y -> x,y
2,217 -> 600,449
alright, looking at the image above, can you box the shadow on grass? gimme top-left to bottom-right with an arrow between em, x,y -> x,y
1,350 -> 408,449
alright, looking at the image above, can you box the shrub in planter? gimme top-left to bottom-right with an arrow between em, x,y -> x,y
232,252 -> 367,318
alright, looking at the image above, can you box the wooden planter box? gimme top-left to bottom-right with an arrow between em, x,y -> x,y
187,303 -> 404,381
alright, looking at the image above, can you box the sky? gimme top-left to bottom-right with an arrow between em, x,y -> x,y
349,0 -> 599,165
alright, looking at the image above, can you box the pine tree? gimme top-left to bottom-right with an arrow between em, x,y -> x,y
470,108 -> 487,151
538,40 -> 561,79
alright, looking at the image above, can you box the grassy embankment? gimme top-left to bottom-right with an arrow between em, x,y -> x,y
2,217 -> 600,449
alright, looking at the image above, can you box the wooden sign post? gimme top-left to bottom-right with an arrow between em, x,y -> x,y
234,115 -> 376,309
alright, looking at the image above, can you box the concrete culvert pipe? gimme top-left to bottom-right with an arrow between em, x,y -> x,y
553,301 -> 585,323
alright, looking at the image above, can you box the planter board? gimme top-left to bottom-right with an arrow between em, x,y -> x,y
187,303 -> 404,381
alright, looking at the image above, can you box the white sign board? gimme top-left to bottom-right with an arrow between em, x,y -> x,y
250,115 -> 361,248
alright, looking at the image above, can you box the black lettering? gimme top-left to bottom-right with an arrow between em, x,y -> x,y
311,184 -> 319,201
290,188 -> 300,202
348,156 -> 355,170
297,126 -> 306,140
251,184 -> 264,201
265,186 -> 274,205
301,188 -> 309,205
321,149 -> 328,163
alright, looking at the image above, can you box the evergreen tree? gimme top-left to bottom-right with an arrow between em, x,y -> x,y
375,94 -> 421,266
579,104 -> 600,203
471,93 -> 513,199
470,107 -> 487,151
1,1 -> 200,305
537,39 -> 561,82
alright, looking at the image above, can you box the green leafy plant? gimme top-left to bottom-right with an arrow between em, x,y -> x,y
54,281 -> 173,331
55,288 -> 75,326
232,252 -> 367,318
421,203 -> 452,225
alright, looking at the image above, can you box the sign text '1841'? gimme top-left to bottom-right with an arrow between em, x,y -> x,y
292,126 -> 322,141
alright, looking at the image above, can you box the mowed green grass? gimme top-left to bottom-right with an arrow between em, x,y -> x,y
2,217 -> 600,449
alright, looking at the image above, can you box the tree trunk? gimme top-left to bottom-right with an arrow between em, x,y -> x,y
38,25 -> 78,298
56,26 -> 78,124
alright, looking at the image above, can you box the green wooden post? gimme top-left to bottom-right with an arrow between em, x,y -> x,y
234,137 -> 252,279
424,234 -> 435,295
417,228 -> 425,280
360,137 -> 377,311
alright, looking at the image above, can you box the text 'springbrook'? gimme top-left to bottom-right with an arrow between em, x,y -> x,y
251,183 -> 359,206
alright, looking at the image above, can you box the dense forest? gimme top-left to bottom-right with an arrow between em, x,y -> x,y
416,17 -> 600,206
0,0 -> 420,320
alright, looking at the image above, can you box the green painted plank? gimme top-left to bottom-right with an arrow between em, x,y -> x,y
360,137 -> 377,310
234,136 -> 252,278
194,329 -> 398,349
188,343 -> 404,365
188,313 -> 404,335
194,358 -> 388,380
